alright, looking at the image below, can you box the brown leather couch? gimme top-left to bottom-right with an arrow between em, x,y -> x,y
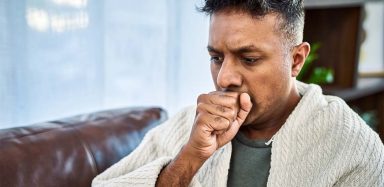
0,107 -> 167,187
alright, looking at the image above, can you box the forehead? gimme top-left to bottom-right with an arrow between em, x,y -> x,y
208,10 -> 282,50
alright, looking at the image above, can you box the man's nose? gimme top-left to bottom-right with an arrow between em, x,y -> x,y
216,60 -> 242,90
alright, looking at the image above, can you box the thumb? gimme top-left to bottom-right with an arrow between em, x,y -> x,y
236,93 -> 252,125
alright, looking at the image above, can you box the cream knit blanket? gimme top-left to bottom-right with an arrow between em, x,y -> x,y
93,82 -> 384,187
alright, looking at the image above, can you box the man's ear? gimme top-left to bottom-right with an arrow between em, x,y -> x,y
291,42 -> 310,77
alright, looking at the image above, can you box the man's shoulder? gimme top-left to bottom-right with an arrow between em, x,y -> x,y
320,95 -> 369,131
301,83 -> 371,135
312,94 -> 383,154
295,84 -> 381,152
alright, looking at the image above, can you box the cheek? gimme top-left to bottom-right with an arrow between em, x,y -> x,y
281,60 -> 292,77
247,62 -> 290,105
269,58 -> 292,88
270,63 -> 291,95
250,85 -> 275,107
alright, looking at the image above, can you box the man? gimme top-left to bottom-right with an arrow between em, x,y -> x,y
93,0 -> 384,186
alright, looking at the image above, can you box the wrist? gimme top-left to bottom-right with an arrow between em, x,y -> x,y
156,145 -> 206,187
174,145 -> 207,172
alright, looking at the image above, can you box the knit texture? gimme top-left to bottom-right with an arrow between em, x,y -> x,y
92,82 -> 384,187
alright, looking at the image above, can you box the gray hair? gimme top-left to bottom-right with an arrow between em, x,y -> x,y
199,0 -> 305,48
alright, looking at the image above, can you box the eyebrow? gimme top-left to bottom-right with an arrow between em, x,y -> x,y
207,44 -> 263,54
207,45 -> 221,53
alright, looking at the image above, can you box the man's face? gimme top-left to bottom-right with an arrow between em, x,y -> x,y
208,10 -> 295,127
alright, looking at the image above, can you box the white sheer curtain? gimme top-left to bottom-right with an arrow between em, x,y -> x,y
0,0 -> 213,129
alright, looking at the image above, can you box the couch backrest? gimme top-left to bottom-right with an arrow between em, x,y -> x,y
0,107 -> 167,187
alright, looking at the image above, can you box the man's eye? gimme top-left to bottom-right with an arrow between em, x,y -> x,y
210,56 -> 223,64
241,57 -> 260,65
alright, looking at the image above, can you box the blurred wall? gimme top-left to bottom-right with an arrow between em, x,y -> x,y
0,0 -> 213,128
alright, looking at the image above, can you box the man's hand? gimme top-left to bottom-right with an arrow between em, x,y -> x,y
186,91 -> 253,160
156,92 -> 252,187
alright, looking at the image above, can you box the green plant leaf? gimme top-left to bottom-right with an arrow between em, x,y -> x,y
308,67 -> 334,84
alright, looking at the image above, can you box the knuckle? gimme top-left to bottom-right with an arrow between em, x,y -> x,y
223,118 -> 230,126
194,113 -> 202,122
216,105 -> 226,113
221,107 -> 236,120
194,113 -> 206,126
213,116 -> 223,123
213,116 -> 230,128
224,107 -> 235,116
197,94 -> 208,102
196,103 -> 205,112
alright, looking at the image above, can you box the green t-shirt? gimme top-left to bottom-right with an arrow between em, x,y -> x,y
227,132 -> 272,187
